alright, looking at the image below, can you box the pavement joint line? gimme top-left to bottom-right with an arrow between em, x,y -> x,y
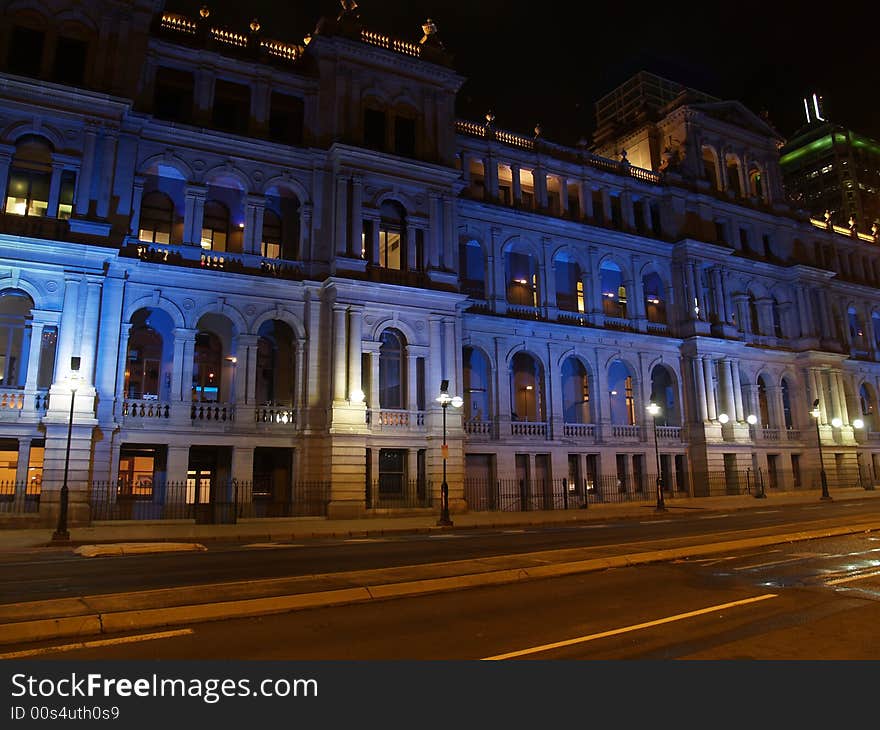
0,520 -> 879,648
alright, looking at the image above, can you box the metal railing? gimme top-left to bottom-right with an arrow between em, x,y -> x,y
89,480 -> 330,523
366,479 -> 432,509
0,480 -> 40,514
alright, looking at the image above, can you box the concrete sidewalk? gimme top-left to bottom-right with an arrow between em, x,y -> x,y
1,487 -> 879,550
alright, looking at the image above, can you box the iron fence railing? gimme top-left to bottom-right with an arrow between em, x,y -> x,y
366,479 -> 432,509
0,480 -> 40,514
88,480 -> 330,522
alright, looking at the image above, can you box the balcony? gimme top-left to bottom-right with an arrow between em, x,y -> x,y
366,409 -> 426,431
464,419 -> 494,438
656,425 -> 682,441
121,398 -> 171,423
511,421 -> 547,437
611,424 -> 642,441
563,423 -> 596,439
0,389 -> 49,421
191,402 -> 236,424
254,405 -> 296,428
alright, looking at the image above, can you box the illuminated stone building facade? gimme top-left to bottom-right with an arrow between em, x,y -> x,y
1,1 -> 880,526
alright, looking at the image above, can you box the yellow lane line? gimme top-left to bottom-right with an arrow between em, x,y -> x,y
481,594 -> 778,660
0,628 -> 194,660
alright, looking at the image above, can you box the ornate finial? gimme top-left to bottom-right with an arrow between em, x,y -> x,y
534,123 -> 542,138
340,0 -> 358,12
199,5 -> 210,18
849,215 -> 857,230
422,18 -> 437,38
303,33 -> 312,45
823,209 -> 832,223
249,18 -> 261,33
485,111 -> 495,127
872,222 -> 879,237
619,149 -> 630,165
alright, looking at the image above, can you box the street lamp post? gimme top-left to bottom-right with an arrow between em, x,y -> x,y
812,399 -> 832,501
52,357 -> 81,543
436,379 -> 463,527
647,402 -> 665,512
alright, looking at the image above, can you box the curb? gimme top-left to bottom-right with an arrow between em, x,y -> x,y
0,520 -> 877,649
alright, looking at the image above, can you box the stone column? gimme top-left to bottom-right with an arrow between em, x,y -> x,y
828,371 -> 842,424
0,146 -> 13,212
74,125 -> 98,216
534,167 -> 548,209
427,192 -> 440,269
428,318 -> 443,399
620,190 -> 635,229
335,176 -> 349,256
834,371 -> 850,424
443,196 -> 456,270
692,357 -> 708,422
294,342 -> 306,420
509,164 -> 522,206
183,185 -> 207,245
641,196 -> 653,232
243,195 -> 265,255
406,223 -> 417,271
299,204 -> 312,262
702,357 -> 717,420
369,214 -> 380,265
558,176 -> 569,216
484,156 -> 499,202
114,323 -> 132,407
129,176 -> 145,237
54,277 -> 81,383
349,176 -> 362,259
348,307 -> 363,402
732,360 -> 744,422
14,437 -> 32,490
600,188 -> 612,223
406,353 -> 419,412
721,359 -> 737,420
367,349 -> 380,410
178,330 -> 197,404
24,322 -> 45,392
629,255 -> 645,321
96,130 -> 118,219
332,305 -> 348,402
46,163 -> 65,218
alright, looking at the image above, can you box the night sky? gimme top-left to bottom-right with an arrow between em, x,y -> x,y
165,0 -> 880,145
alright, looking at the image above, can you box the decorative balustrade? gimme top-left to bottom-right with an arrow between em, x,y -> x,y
255,406 -> 295,426
464,419 -> 494,436
211,28 -> 247,47
646,322 -> 669,335
191,403 -> 235,422
604,317 -> 635,332
612,425 -> 642,440
160,13 -> 197,34
868,431 -> 880,442
0,389 -> 49,418
0,391 -> 24,411
511,421 -> 547,437
563,423 -> 596,438
260,39 -> 303,61
366,409 -> 425,429
785,428 -> 802,441
361,30 -> 420,57
761,427 -> 781,440
656,425 -> 682,441
122,399 -> 170,420
505,304 -> 545,321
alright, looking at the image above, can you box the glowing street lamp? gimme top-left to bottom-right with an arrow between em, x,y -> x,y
811,399 -> 831,501
646,402 -> 665,512
436,379 -> 463,527
52,357 -> 81,543
747,414 -> 758,425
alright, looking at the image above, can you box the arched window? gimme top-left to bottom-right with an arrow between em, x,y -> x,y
749,166 -> 764,200
201,201 -> 229,251
261,209 -> 282,259
726,156 -> 742,197
781,378 -> 793,430
600,261 -> 626,318
459,239 -> 485,298
643,272 -> 666,324
749,294 -> 761,335
463,346 -> 490,421
138,192 -> 174,245
505,247 -> 539,307
378,201 -> 405,270
848,306 -> 865,348
701,146 -> 720,191
4,136 -> 52,217
859,383 -> 876,431
772,298 -> 784,339
256,320 -> 295,405
0,290 -> 35,389
649,365 -> 677,425
554,253 -> 583,312
561,357 -> 590,424
757,375 -> 771,427
125,325 -> 163,399
609,360 -> 636,425
192,331 -> 223,402
264,187 -> 300,260
379,329 -> 405,408
510,351 -> 544,421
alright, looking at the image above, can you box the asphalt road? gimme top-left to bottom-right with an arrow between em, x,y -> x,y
2,497 -> 879,604
6,532 -> 880,660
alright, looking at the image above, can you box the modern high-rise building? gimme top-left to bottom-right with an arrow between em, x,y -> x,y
780,95 -> 880,231
1,1 -> 879,529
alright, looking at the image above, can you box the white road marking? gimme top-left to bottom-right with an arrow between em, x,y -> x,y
481,594 -> 778,660
0,629 -> 194,660
640,520 -> 674,525
752,510 -> 780,514
343,538 -> 387,543
734,556 -> 812,571
243,543 -> 304,549
826,569 -> 880,586
579,524 -> 609,529
429,534 -> 467,539
697,514 -> 730,520
502,530 -> 526,534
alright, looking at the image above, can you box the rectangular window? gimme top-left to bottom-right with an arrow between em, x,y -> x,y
268,92 -> 304,146
153,67 -> 194,124
379,230 -> 401,269
715,221 -> 726,243
394,116 -> 416,157
58,171 -> 76,219
52,36 -> 88,86
212,79 -> 251,135
5,169 -> 50,217
7,26 -> 44,77
118,445 -> 167,498
26,441 -> 44,496
378,448 -> 406,497
0,442 -> 18,483
364,109 -> 386,150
